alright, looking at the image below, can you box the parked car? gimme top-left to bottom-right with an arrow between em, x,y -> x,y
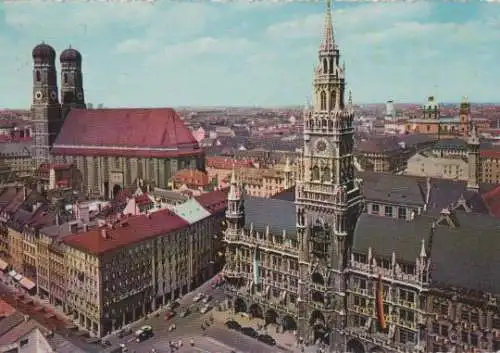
225,320 -> 242,331
179,309 -> 190,318
241,327 -> 258,338
200,304 -> 212,314
202,295 -> 212,304
258,334 -> 276,346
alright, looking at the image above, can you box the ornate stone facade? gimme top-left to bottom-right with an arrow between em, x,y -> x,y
223,0 -> 363,348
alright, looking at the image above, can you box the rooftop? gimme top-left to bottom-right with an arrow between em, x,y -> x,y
172,198 -> 212,225
52,108 -> 201,158
62,209 -> 189,255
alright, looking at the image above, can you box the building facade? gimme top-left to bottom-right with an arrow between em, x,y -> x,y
224,1 -> 363,348
222,2 -> 500,352
61,191 -> 227,337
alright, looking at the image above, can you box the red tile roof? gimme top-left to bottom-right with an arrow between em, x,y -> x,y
63,209 -> 189,255
483,185 -> 500,219
52,108 -> 201,158
481,150 -> 500,158
206,156 -> 254,170
172,169 -> 209,188
195,189 -> 228,214
0,299 -> 16,318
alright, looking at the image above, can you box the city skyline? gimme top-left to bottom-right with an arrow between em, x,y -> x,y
1,1 -> 500,109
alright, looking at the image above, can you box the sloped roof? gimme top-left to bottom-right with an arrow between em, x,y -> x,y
62,209 -> 189,255
195,189 -> 228,214
173,198 -> 211,225
52,108 -> 200,158
244,196 -> 296,238
430,210 -> 500,293
353,213 -> 434,262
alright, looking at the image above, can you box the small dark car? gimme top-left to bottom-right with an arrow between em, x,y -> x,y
241,327 -> 258,338
224,320 -> 242,331
258,334 -> 276,345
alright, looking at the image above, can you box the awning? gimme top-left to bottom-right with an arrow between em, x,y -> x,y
8,270 -> 17,278
19,277 -> 36,291
14,274 -> 23,282
0,259 -> 8,271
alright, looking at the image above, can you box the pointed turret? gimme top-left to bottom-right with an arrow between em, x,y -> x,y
419,238 -> 427,258
228,166 -> 241,201
467,124 -> 480,191
320,0 -> 335,52
347,90 -> 353,113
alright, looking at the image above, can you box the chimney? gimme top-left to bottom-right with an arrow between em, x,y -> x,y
100,229 -> 107,239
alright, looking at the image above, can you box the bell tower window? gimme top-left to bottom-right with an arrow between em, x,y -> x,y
64,73 -> 68,84
36,71 -> 41,82
330,90 -> 336,110
320,91 -> 327,111
323,59 -> 328,74
329,58 -> 334,74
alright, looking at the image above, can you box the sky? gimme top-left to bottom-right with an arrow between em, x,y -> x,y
0,1 -> 499,109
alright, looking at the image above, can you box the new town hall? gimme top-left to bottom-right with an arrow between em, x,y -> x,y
223,2 -> 500,353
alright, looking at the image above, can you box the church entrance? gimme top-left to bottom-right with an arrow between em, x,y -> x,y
310,310 -> 329,345
112,184 -> 122,199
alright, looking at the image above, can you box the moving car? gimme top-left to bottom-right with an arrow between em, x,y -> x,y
225,320 -> 241,331
135,325 -> 153,342
241,327 -> 258,338
193,293 -> 204,302
258,334 -> 276,346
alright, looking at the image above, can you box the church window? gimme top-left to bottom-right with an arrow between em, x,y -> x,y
36,71 -> 41,82
330,90 -> 336,110
320,91 -> 327,110
323,59 -> 328,74
322,119 -> 327,128
322,166 -> 330,182
311,165 -> 320,181
328,120 -> 333,130
64,73 -> 68,84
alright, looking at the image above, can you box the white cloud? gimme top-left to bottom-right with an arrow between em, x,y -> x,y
115,39 -> 151,54
266,2 -> 433,40
162,37 -> 255,58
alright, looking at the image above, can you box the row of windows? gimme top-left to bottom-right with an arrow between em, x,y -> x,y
371,204 -> 408,219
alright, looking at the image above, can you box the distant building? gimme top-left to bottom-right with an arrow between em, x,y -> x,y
405,96 -> 489,138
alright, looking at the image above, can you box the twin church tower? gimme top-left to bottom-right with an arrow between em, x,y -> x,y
31,43 -> 86,166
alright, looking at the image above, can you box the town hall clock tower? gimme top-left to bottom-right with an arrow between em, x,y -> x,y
295,0 -> 364,348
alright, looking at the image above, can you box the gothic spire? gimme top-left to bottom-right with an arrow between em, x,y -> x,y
320,0 -> 335,51
228,164 -> 241,201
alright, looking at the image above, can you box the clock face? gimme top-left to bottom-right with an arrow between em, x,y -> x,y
76,91 -> 83,100
316,139 -> 327,152
34,91 -> 43,101
50,91 -> 57,101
